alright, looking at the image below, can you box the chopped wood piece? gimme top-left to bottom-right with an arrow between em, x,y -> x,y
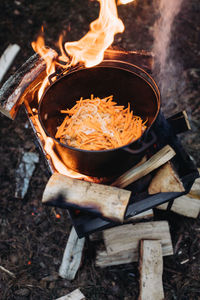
96,221 -> 173,267
59,227 -> 85,280
167,110 -> 191,134
42,173 -> 131,223
148,161 -> 185,194
157,177 -> 200,218
0,44 -> 20,83
0,49 -> 57,119
111,145 -> 176,188
138,240 -> 164,300
55,288 -> 85,300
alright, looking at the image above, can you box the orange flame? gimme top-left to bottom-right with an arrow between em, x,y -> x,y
31,28 -> 57,100
118,0 -> 135,4
32,0 -> 126,102
64,0 -> 124,68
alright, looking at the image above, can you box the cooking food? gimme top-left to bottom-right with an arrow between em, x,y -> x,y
55,95 -> 147,150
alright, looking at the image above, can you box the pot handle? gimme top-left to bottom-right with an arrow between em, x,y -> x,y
123,131 -> 157,155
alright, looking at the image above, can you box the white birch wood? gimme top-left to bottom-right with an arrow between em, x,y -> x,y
59,227 -> 85,280
55,289 -> 85,300
0,44 -> 20,82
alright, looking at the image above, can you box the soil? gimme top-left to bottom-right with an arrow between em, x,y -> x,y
0,0 -> 200,299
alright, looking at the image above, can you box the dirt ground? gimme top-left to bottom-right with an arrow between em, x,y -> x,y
0,0 -> 200,299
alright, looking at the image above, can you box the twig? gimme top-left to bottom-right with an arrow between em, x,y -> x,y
0,265 -> 16,278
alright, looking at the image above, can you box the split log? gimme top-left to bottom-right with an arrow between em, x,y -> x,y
138,240 -> 164,300
111,145 -> 176,188
0,44 -> 20,83
0,49 -> 57,119
59,227 -> 85,280
96,221 -> 173,267
42,173 -> 131,223
55,289 -> 85,300
157,177 -> 200,218
148,161 -> 185,194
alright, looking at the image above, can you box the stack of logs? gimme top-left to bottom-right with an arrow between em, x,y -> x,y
56,174 -> 199,300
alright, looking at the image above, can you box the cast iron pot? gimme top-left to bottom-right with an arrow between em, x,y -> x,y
38,60 -> 160,177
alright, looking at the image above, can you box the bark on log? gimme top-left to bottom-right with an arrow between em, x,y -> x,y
42,173 -> 131,223
96,221 -> 173,267
138,240 -> 164,300
0,49 -> 57,119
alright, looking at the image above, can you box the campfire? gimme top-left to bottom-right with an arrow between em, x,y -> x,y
0,0 -> 198,237
0,0 -> 199,298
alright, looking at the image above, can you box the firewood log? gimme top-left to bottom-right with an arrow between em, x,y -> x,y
42,173 -> 131,223
0,49 -> 57,119
157,177 -> 200,218
96,221 -> 173,267
138,240 -> 164,300
148,161 -> 185,194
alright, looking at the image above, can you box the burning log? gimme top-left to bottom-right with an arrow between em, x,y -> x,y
42,173 -> 131,223
157,177 -> 200,218
138,240 -> 164,300
95,221 -> 173,267
0,49 -> 57,119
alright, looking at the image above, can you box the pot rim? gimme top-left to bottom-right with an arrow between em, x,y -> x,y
38,60 -> 160,154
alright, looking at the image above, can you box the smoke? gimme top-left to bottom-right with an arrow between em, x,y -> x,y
152,0 -> 184,107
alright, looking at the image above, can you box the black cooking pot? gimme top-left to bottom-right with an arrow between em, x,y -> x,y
38,60 -> 160,177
